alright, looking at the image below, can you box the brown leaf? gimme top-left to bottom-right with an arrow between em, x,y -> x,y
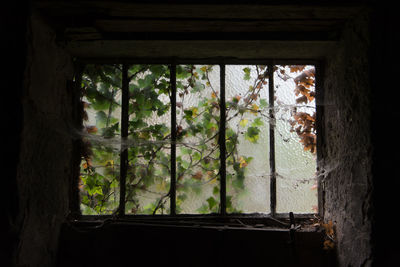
86,126 -> 98,133
192,171 -> 203,181
296,95 -> 308,104
289,65 -> 306,73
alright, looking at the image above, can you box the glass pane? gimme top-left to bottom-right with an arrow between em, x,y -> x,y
125,65 -> 171,215
80,64 -> 121,215
225,65 -> 270,214
176,65 -> 220,214
274,65 -> 318,213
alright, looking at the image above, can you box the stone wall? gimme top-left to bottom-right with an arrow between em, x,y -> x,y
14,11 -> 75,267
321,12 -> 373,267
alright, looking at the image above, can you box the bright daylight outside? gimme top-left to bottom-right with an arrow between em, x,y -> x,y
78,64 -> 317,215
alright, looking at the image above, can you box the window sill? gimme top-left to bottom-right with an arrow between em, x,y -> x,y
68,213 -> 320,232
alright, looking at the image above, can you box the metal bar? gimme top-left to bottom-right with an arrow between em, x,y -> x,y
119,63 -> 129,216
219,64 -> 227,215
170,64 -> 177,215
268,64 -> 277,216
289,212 -> 297,262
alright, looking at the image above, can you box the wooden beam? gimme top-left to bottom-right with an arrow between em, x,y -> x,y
93,19 -> 342,33
66,40 -> 337,59
35,2 -> 367,20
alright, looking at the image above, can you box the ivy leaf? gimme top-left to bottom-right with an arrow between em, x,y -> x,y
233,95 -> 241,103
130,119 -> 147,129
239,157 -> 248,168
197,204 -> 209,214
192,152 -> 201,162
95,111 -> 108,127
192,81 -> 205,92
245,126 -> 260,143
243,67 -> 251,80
239,119 -> 248,127
192,171 -> 203,181
180,147 -> 192,155
250,104 -> 259,115
213,186 -> 219,196
251,117 -> 264,127
181,160 -> 190,170
259,98 -> 268,109
289,65 -> 306,73
206,197 -> 217,210
86,125 -> 98,134
101,123 -> 119,138
184,109 -> 193,121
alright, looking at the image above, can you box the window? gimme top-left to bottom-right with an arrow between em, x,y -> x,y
79,62 -> 318,217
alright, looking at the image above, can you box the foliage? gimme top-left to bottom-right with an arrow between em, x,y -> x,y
276,65 -> 316,153
79,64 -> 315,215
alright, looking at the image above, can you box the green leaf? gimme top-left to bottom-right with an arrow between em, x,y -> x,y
251,117 -> 264,127
243,67 -> 251,81
149,65 -> 165,77
176,65 -> 192,79
232,177 -> 244,189
206,197 -> 218,210
239,119 -> 248,127
180,147 -> 192,155
260,98 -> 268,109
183,109 -> 194,121
213,186 -> 219,196
181,160 -> 190,170
192,81 -> 205,92
101,123 -> 119,138
95,111 -> 108,127
130,119 -> 147,129
245,126 -> 260,143
192,152 -> 201,162
197,204 -> 209,214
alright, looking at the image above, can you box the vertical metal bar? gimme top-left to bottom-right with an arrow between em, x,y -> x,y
219,64 -> 227,215
268,64 -> 277,216
119,64 -> 129,216
170,64 -> 177,215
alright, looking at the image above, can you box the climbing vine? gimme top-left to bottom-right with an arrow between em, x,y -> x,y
79,64 -> 316,215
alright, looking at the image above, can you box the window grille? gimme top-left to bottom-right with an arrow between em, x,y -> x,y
79,61 -> 318,217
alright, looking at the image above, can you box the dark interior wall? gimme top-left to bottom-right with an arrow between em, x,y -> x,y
370,4 -> 400,267
13,10 -> 75,267
321,11 -> 373,267
3,1 -> 29,266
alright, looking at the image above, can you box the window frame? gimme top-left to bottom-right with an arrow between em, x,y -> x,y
75,58 -> 323,222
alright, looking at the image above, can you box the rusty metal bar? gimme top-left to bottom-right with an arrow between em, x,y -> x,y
119,63 -> 129,216
268,64 -> 277,216
219,64 -> 227,215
